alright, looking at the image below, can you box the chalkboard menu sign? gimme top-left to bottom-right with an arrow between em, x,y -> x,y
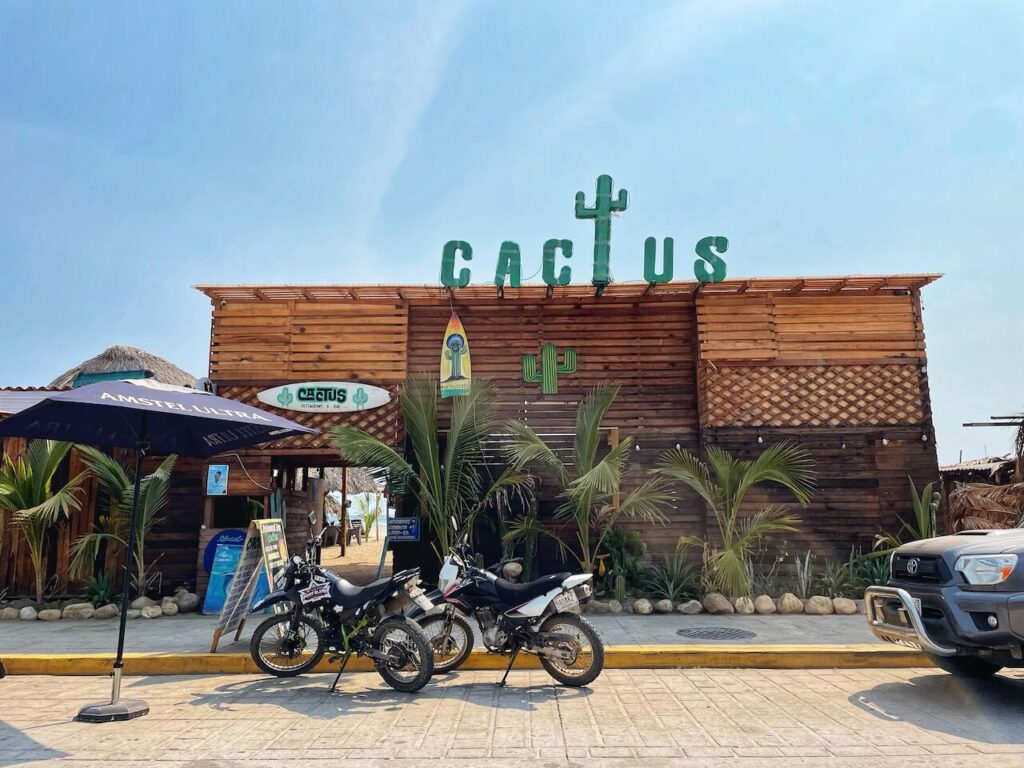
210,518 -> 289,652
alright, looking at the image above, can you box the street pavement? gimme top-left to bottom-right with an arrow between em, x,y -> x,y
2,667 -> 1023,767
0,612 -> 878,654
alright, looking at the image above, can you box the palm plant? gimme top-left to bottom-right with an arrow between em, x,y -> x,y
502,382 -> 671,574
69,447 -> 176,592
354,493 -> 382,541
874,476 -> 941,550
329,378 -> 529,560
657,442 -> 815,597
644,552 -> 701,603
0,441 -> 86,605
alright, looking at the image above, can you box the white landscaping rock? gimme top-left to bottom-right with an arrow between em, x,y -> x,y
855,599 -> 866,614
753,595 -> 777,614
1,607 -> 20,620
586,599 -> 615,614
19,606 -> 38,620
633,598 -> 653,615
38,609 -> 62,621
776,593 -> 804,614
676,599 -> 703,615
140,605 -> 163,619
161,599 -> 179,617
734,596 -> 755,615
805,595 -> 835,615
703,593 -> 735,614
832,597 -> 857,615
173,588 -> 201,613
653,599 -> 674,614
130,596 -> 157,609
127,609 -> 141,619
62,602 -> 96,620
92,604 -> 120,620
607,599 -> 623,614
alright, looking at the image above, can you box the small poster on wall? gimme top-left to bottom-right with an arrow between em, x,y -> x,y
206,464 -> 229,495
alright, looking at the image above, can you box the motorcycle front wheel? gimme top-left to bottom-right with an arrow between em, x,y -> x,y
372,617 -> 434,692
419,611 -> 474,673
250,612 -> 325,677
537,612 -> 605,687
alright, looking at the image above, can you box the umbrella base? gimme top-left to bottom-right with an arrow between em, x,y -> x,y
76,699 -> 149,723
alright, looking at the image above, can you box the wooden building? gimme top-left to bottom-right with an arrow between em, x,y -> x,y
195,274 -> 941,570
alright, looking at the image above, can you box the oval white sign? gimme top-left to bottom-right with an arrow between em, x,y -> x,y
257,381 -> 391,413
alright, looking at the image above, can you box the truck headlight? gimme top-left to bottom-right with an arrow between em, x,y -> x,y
955,554 -> 1017,585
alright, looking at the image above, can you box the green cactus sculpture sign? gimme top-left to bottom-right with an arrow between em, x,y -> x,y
440,174 -> 728,289
522,343 -> 577,395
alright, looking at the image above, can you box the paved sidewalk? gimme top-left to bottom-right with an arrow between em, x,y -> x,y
2,667 -> 1023,766
0,612 -> 878,654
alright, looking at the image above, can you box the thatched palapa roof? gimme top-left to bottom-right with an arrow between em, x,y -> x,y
48,345 -> 197,389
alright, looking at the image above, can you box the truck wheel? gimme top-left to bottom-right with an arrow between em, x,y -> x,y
933,656 -> 1002,679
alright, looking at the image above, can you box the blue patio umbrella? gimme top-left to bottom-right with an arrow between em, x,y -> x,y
0,379 -> 316,722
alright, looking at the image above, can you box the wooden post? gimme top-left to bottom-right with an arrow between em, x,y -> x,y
608,427 -> 620,510
339,466 -> 348,557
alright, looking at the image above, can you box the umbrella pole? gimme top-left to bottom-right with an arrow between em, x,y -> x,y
77,415 -> 150,723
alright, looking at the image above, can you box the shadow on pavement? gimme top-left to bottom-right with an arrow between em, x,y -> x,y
850,670 -> 1024,744
0,721 -> 68,767
180,671 -> 591,718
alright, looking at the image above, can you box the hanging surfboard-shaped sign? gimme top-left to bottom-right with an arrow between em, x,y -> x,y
440,312 -> 472,397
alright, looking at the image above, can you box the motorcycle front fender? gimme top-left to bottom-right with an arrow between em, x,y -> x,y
250,588 -> 298,613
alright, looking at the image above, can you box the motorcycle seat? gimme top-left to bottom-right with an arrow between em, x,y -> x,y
494,573 -> 571,606
325,571 -> 396,607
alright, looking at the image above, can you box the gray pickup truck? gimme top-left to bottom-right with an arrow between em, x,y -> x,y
865,529 -> 1024,678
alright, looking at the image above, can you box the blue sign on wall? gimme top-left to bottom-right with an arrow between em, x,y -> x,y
203,529 -> 248,574
387,517 -> 420,542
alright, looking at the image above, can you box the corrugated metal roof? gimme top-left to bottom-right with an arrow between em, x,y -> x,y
940,456 -> 1015,474
0,387 -> 63,415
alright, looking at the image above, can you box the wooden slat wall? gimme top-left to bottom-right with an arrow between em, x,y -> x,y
210,301 -> 409,383
697,293 -> 924,364
407,295 -> 703,556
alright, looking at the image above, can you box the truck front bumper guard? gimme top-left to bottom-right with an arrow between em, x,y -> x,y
864,585 -> 956,657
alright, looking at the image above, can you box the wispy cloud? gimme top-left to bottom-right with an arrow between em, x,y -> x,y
343,2 -> 468,258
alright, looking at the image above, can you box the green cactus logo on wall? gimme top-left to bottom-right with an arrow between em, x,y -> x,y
276,387 -> 294,408
522,343 -> 577,395
352,387 -> 369,410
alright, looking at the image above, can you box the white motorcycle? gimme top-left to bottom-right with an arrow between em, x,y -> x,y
407,531 -> 605,687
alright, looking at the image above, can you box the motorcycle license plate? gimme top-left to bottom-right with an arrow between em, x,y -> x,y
553,590 -> 578,612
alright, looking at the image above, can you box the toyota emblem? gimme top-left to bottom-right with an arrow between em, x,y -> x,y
906,558 -> 920,575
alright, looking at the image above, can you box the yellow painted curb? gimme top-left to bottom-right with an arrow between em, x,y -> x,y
1,645 -> 928,676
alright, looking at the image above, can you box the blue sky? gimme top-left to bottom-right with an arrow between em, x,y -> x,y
0,1 -> 1021,463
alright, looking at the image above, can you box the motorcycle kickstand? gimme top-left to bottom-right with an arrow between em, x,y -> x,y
497,645 -> 520,688
328,650 -> 352,693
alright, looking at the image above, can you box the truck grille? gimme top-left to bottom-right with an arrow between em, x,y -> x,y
892,554 -> 948,583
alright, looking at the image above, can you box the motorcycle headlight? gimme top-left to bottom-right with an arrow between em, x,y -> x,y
955,554 -> 1017,585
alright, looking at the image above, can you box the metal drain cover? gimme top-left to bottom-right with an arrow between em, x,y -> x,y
676,626 -> 756,641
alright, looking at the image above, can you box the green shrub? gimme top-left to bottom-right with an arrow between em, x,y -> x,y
644,553 -> 701,603
816,559 -> 863,598
82,572 -> 118,607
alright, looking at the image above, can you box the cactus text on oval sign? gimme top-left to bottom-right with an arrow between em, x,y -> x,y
256,382 -> 391,413
440,175 -> 728,289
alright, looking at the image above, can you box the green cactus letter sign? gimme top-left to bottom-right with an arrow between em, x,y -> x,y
522,343 -> 577,395
574,174 -> 629,287
440,175 -> 727,288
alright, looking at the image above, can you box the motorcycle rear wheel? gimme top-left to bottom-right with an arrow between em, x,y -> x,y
372,617 -> 434,692
419,612 -> 474,673
537,612 -> 604,687
250,612 -> 325,677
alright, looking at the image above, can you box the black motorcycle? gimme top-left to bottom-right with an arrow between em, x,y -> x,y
248,538 -> 435,693
408,533 -> 604,687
